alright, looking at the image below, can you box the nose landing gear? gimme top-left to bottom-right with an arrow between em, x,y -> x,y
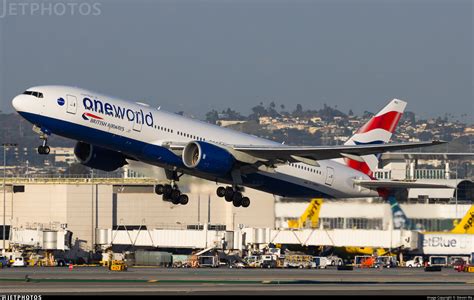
37,139 -> 50,155
34,126 -> 50,155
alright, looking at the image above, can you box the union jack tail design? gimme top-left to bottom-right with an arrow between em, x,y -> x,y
343,99 -> 407,177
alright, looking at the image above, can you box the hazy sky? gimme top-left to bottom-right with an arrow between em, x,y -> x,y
0,0 -> 472,121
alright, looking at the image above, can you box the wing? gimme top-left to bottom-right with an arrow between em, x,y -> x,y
354,180 -> 455,189
161,140 -> 445,165
232,140 -> 446,163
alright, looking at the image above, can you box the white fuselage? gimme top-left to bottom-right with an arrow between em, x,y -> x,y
12,86 -> 377,199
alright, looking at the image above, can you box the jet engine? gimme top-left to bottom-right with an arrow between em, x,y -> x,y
74,142 -> 127,172
182,141 -> 235,176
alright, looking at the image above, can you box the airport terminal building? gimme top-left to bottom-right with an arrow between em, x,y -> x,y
0,152 -> 473,260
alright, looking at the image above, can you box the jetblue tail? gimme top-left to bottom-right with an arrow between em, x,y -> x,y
344,99 -> 407,177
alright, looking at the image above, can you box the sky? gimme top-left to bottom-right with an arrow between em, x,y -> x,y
0,0 -> 472,121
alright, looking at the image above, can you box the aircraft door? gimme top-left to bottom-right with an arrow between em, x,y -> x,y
325,167 -> 334,186
66,95 -> 77,114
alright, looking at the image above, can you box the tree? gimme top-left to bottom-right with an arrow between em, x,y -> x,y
293,104 -> 303,117
267,102 -> 280,118
222,108 -> 244,120
205,110 -> 219,124
249,103 -> 268,120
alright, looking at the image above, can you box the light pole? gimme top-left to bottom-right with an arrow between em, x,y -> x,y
454,169 -> 458,219
448,169 -> 459,219
2,143 -> 17,253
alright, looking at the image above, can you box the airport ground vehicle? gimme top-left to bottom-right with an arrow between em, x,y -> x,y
311,256 -> 329,269
55,258 -> 73,267
405,256 -> 462,268
284,254 -> 312,269
326,255 -> 343,266
354,256 -> 375,268
454,260 -> 474,273
109,260 -> 127,271
0,256 -> 10,268
429,256 -> 448,267
454,260 -> 468,272
405,256 -> 423,267
229,261 -> 247,269
374,256 -> 397,268
449,256 -> 470,267
198,255 -> 219,268
244,255 -> 261,268
11,257 -> 27,267
260,255 -> 278,269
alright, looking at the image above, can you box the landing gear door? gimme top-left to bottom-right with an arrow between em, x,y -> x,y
325,167 -> 334,186
66,95 -> 77,114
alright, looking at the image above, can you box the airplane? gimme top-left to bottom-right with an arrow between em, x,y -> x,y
11,86 -> 448,208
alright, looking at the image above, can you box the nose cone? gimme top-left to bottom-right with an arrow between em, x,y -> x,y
12,95 -> 24,112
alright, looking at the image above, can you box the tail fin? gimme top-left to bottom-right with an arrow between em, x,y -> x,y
451,205 -> 474,233
344,99 -> 407,177
388,195 -> 410,230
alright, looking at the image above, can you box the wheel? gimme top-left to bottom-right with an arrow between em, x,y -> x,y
216,187 -> 226,197
155,185 -> 164,195
162,193 -> 171,202
232,197 -> 242,207
178,194 -> 189,205
407,265 -> 412,268
37,146 -> 44,154
171,189 -> 181,200
232,192 -> 242,202
224,187 -> 234,202
43,146 -> 50,154
171,197 -> 180,205
241,197 -> 250,208
163,185 -> 173,196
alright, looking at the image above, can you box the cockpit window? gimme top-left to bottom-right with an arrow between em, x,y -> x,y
23,91 -> 43,98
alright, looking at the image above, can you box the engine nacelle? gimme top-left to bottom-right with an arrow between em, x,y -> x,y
182,141 -> 235,176
74,142 -> 127,172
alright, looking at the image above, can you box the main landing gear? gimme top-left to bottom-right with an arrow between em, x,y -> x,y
216,186 -> 250,208
154,184 -> 189,205
155,169 -> 189,205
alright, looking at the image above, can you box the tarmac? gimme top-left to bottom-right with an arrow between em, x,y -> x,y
1,267 -> 474,295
